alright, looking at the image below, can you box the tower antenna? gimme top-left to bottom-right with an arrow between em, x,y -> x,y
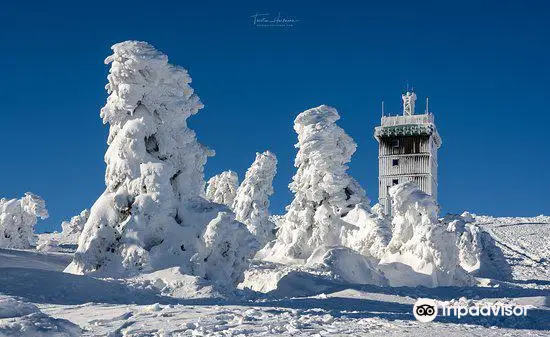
426,97 -> 429,114
381,100 -> 385,117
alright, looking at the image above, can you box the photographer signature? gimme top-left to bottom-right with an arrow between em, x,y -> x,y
250,13 -> 300,27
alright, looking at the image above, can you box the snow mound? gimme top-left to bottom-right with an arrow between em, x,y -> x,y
305,246 -> 388,286
232,151 -> 278,247
126,266 -> 227,299
263,105 -> 371,264
239,261 -> 340,296
205,170 -> 239,208
0,193 -> 48,249
378,182 -> 473,287
65,41 -> 257,288
0,296 -> 81,336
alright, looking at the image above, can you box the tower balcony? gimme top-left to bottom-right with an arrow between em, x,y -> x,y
374,113 -> 442,148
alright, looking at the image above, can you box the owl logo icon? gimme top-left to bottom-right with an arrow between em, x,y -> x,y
413,298 -> 438,322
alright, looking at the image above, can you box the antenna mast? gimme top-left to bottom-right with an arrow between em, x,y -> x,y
381,100 -> 385,117
426,97 -> 429,114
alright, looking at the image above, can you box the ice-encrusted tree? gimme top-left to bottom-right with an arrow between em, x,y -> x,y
264,105 -> 369,263
60,209 -> 89,241
378,182 -> 473,287
0,193 -> 48,249
232,151 -> 278,247
65,41 -> 257,286
205,171 -> 239,208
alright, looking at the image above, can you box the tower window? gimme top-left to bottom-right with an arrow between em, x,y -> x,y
392,159 -> 399,166
391,139 -> 400,148
392,179 -> 399,185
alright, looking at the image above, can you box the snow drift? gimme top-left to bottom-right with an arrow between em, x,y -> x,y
232,151 -> 278,247
65,41 -> 257,288
0,193 -> 48,249
0,296 -> 81,337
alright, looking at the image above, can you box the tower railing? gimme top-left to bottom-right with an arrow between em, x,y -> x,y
381,113 -> 434,126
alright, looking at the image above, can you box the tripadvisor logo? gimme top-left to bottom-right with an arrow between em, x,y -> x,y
413,298 -> 531,322
413,298 -> 438,322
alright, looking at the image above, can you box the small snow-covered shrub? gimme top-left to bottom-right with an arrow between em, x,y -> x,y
36,237 -> 60,252
232,151 -> 278,247
443,212 -> 483,273
65,41 -> 256,287
205,171 -> 239,207
0,193 -> 48,249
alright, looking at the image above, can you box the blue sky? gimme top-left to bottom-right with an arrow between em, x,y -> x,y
1,1 -> 548,233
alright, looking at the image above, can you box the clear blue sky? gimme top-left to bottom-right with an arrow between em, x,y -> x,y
1,0 -> 548,233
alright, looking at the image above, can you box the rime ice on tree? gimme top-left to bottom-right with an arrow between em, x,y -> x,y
264,105 -> 368,263
375,91 -> 442,215
205,171 -> 239,208
232,151 -> 278,247
0,193 -> 48,249
378,182 -> 472,287
65,41 -> 257,287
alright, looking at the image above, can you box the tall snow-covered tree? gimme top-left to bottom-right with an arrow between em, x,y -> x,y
0,193 -> 48,249
65,41 -> 257,286
205,171 -> 239,208
232,151 -> 277,247
264,105 -> 368,263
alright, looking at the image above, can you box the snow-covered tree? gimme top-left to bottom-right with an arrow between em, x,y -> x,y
378,182 -> 473,287
59,209 -> 89,243
0,193 -> 48,249
65,41 -> 257,287
232,151 -> 277,247
205,171 -> 239,207
443,212 -> 483,273
263,105 -> 369,263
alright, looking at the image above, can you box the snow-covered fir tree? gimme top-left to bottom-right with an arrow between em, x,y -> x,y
0,193 -> 48,249
378,182 -> 473,287
65,41 -> 257,287
232,151 -> 277,247
263,105 -> 369,263
205,171 -> 239,208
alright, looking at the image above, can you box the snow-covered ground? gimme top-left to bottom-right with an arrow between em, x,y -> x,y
0,215 -> 548,336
